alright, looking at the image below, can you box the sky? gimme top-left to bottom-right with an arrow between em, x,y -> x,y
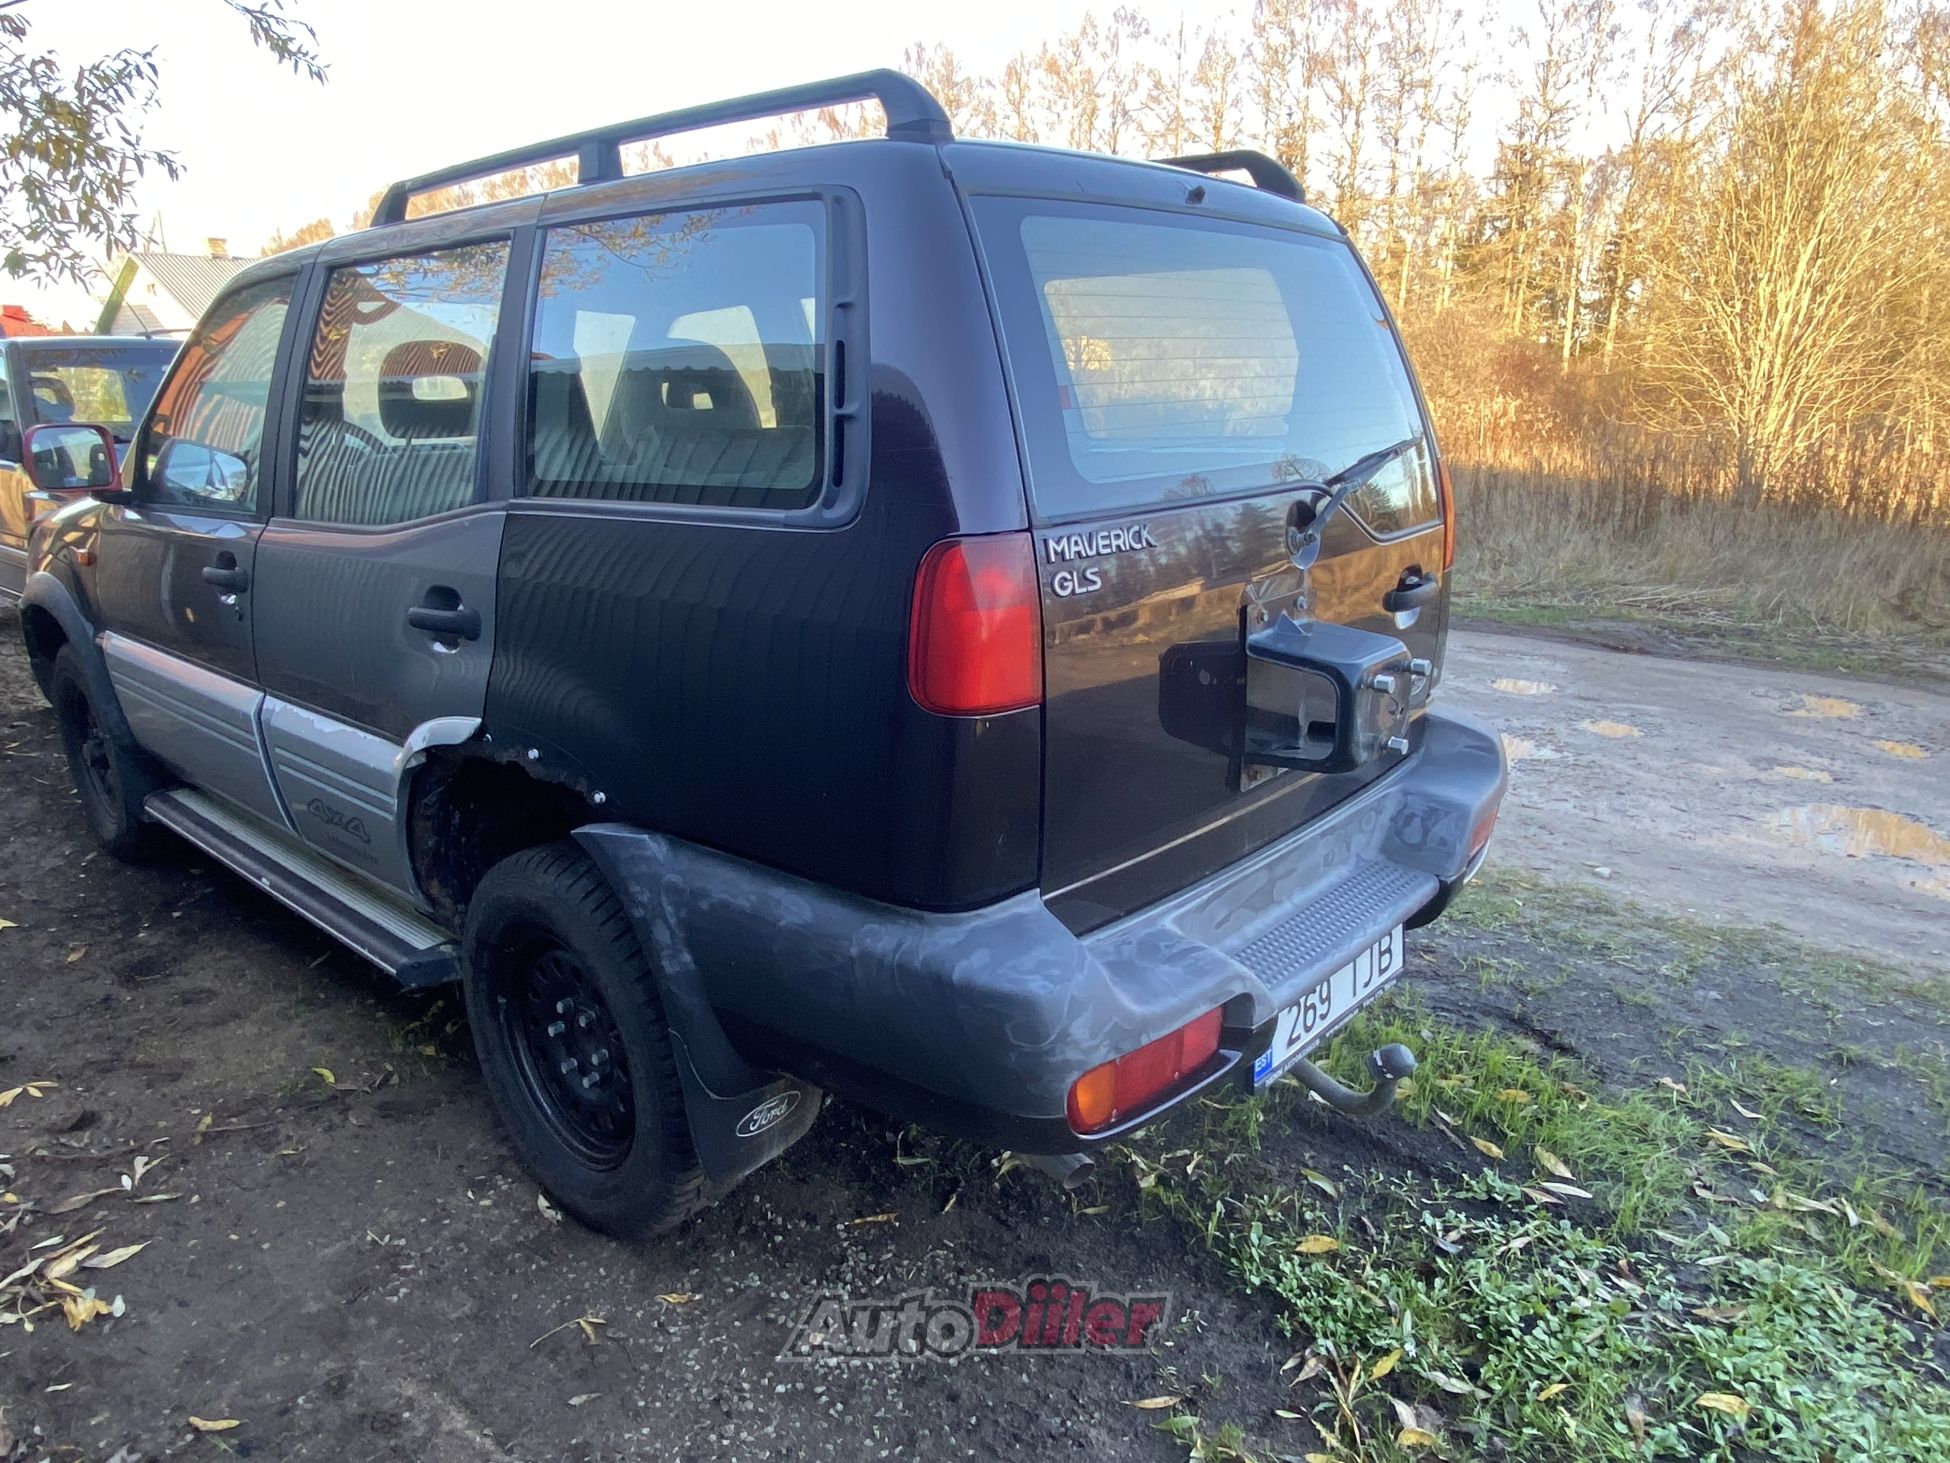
14,0 -> 1121,325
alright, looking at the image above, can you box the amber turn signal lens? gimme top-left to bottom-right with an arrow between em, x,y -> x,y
1066,1006 -> 1225,1135
1066,1061 -> 1119,1133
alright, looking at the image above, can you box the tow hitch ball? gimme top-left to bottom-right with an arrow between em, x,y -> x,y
1289,1042 -> 1419,1119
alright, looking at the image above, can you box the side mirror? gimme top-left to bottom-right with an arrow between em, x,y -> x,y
21,422 -> 128,503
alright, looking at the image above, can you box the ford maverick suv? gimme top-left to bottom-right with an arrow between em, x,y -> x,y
22,72 -> 1505,1237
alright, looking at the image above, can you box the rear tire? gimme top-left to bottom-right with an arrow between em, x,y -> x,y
51,645 -> 160,861
461,842 -> 704,1239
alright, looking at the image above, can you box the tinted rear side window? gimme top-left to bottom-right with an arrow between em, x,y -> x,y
974,200 -> 1437,530
524,201 -> 824,509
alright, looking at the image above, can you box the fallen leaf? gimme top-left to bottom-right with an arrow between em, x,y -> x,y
311,1067 -> 337,1087
1303,1168 -> 1342,1201
1730,1098 -> 1762,1121
1535,1147 -> 1574,1180
1273,1407 -> 1303,1419
0,917 -> 14,929
1397,1426 -> 1440,1448
1296,1235 -> 1341,1255
1624,1396 -> 1648,1443
846,1212 -> 898,1226
1690,1304 -> 1747,1323
1657,1076 -> 1688,1095
43,1242 -> 101,1282
1496,1088 -> 1533,1105
1705,1128 -> 1751,1153
1471,1136 -> 1505,1160
1370,1348 -> 1402,1380
567,1393 -> 600,1408
66,945 -> 86,964
536,1193 -> 563,1224
61,1290 -> 113,1330
193,1113 -> 215,1145
1929,1276 -> 1950,1290
1539,1181 -> 1594,1200
1130,1395 -> 1184,1410
188,1417 -> 242,1433
1696,1392 -> 1752,1421
656,1292 -> 697,1305
1521,1186 -> 1564,1206
83,1243 -> 149,1271
1536,1382 -> 1568,1402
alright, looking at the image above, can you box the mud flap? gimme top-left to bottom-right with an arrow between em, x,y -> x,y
573,825 -> 822,1193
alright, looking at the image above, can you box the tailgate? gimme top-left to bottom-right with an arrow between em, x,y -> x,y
971,196 -> 1450,930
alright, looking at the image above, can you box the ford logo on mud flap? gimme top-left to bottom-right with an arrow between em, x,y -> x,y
736,1089 -> 802,1138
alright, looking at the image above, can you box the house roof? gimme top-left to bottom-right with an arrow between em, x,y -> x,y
99,251 -> 255,335
125,251 -> 254,310
0,304 -> 54,338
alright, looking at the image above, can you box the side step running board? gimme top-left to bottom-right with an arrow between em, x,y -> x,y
145,788 -> 459,987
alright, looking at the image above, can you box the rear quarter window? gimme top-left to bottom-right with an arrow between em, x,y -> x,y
974,200 -> 1439,532
522,200 -> 825,511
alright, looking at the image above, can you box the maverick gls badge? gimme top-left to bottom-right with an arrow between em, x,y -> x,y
1043,521 -> 1159,598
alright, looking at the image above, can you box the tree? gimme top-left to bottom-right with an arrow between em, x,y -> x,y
1641,0 -> 1939,499
1,0 -> 325,285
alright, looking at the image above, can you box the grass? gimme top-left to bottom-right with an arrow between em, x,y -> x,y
1122,876 -> 1950,1462
1449,464 -> 1950,677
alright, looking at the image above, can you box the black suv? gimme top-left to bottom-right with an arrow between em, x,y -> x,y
22,72 -> 1505,1237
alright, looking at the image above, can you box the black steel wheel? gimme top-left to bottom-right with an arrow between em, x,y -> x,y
50,645 -> 159,860
494,939 -> 636,1168
461,842 -> 703,1238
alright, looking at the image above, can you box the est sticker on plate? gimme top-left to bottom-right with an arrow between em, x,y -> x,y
1252,925 -> 1404,1087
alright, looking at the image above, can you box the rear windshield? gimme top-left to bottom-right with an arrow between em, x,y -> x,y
973,199 -> 1438,528
7,345 -> 175,440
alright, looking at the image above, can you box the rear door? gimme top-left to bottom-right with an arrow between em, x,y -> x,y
250,237 -> 518,894
972,199 -> 1448,930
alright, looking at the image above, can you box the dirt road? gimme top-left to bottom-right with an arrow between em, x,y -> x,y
1441,628 -> 1949,966
2,613 -> 1944,1462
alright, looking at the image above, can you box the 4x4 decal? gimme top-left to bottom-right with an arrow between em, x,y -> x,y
305,797 -> 372,845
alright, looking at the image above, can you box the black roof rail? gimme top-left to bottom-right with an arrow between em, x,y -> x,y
371,69 -> 953,227
1156,149 -> 1304,203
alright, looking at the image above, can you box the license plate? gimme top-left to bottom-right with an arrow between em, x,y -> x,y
1252,925 -> 1404,1088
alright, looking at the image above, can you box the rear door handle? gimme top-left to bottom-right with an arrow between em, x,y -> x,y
1382,573 -> 1440,613
201,564 -> 250,593
407,604 -> 482,641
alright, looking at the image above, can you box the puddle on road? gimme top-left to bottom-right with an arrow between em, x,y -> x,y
1771,804 -> 1950,866
1492,678 -> 1558,696
1772,766 -> 1835,783
1580,719 -> 1642,738
1874,740 -> 1928,760
1785,695 -> 1862,720
1501,734 -> 1561,765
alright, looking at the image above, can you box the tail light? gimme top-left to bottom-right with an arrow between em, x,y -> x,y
1437,458 -> 1456,571
1067,1008 -> 1224,1134
907,533 -> 1043,716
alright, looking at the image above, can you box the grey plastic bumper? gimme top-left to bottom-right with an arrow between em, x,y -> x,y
579,710 -> 1506,1143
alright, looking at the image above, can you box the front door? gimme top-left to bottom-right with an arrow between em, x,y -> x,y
250,240 -> 514,896
92,276 -> 298,825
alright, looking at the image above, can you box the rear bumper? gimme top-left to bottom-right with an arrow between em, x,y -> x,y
578,709 -> 1506,1153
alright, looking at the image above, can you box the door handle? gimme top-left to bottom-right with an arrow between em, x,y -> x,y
201,563 -> 250,593
407,604 -> 482,641
1382,572 -> 1440,613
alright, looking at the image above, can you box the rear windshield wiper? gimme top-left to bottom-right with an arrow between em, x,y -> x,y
1295,434 -> 1423,546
